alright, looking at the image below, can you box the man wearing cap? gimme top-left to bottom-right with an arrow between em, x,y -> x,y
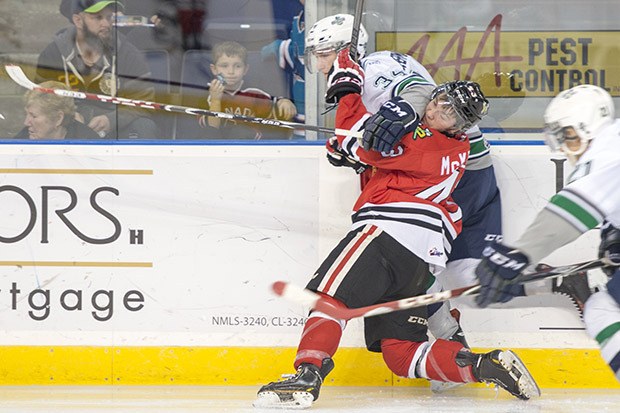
36,0 -> 159,138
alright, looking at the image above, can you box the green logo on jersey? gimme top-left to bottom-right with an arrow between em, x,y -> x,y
412,126 -> 432,140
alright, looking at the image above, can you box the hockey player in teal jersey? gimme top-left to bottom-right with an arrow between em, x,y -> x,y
475,84 -> 620,380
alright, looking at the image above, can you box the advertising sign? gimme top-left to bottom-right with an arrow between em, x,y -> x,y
376,15 -> 620,98
0,144 -> 599,349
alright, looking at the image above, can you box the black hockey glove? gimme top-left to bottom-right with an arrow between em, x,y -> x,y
362,96 -> 420,153
325,48 -> 364,104
600,222 -> 620,277
326,137 -> 367,174
474,240 -> 530,308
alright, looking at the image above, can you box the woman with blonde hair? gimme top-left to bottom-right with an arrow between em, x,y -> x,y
15,80 -> 100,139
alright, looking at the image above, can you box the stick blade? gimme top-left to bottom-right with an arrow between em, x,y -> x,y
5,64 -> 37,90
271,281 -> 320,308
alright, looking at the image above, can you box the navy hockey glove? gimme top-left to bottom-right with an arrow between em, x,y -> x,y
600,222 -> 620,276
325,48 -> 364,104
326,137 -> 367,174
474,241 -> 530,308
362,96 -> 420,152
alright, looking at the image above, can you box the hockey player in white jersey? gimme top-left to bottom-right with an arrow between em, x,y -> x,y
475,84 -> 620,380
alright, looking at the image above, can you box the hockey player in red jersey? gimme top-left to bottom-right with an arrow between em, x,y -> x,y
254,48 -> 539,409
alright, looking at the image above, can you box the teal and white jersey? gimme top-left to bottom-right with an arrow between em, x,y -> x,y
360,50 -> 435,114
514,119 -> 620,263
570,120 -> 620,382
360,51 -> 491,170
548,119 -> 620,230
464,125 -> 492,170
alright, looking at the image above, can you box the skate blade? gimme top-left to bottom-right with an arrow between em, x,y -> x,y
498,350 -> 542,400
253,391 -> 313,409
430,380 -> 464,393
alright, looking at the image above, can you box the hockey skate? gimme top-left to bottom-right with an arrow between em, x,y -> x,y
552,271 -> 592,318
457,349 -> 541,400
431,308 -> 469,394
253,358 -> 334,409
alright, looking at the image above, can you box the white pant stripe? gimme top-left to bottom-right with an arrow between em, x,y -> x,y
318,225 -> 382,296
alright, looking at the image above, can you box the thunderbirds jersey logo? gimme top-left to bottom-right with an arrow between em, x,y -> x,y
331,16 -> 346,26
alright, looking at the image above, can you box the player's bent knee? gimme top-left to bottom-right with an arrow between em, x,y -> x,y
584,290 -> 620,380
381,338 -> 426,378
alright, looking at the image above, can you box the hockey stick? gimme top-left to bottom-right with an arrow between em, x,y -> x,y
272,258 -> 613,320
4,64 -> 362,139
349,0 -> 366,62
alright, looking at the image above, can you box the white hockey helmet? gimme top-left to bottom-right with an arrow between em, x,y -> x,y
305,13 -> 368,72
544,84 -> 614,158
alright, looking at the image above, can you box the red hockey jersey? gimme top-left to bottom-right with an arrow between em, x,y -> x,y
332,94 -> 470,270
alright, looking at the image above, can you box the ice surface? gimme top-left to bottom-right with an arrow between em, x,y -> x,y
1,385 -> 619,413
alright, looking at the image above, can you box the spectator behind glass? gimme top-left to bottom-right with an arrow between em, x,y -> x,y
38,0 -> 160,139
168,0 -> 207,51
198,41 -> 297,140
14,81 -> 101,140
261,0 -> 305,130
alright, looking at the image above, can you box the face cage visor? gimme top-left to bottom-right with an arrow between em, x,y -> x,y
544,125 -> 589,158
432,93 -> 473,135
304,43 -> 347,74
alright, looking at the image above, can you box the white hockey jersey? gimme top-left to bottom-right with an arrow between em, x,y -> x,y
514,119 -> 620,263
360,50 -> 435,113
549,119 -> 620,229
360,51 -> 491,170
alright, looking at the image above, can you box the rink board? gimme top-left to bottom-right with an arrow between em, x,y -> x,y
0,142 -> 615,387
0,346 -> 618,388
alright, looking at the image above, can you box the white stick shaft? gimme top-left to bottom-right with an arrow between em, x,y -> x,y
5,64 -> 363,139
272,258 -> 611,321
